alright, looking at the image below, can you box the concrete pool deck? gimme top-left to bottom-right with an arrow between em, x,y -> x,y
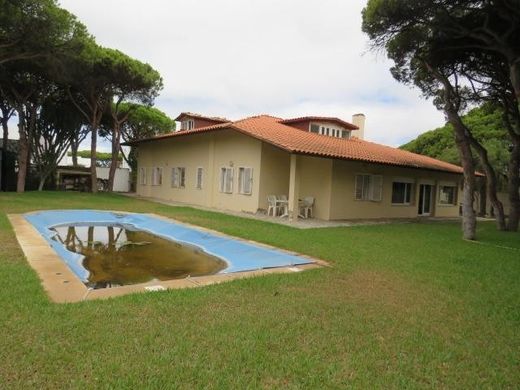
8,212 -> 326,303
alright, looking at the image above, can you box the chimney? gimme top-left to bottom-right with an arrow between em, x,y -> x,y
351,113 -> 365,139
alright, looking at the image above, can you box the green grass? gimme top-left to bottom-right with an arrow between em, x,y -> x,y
0,192 -> 519,389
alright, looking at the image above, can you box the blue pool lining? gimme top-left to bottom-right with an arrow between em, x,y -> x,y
24,210 -> 313,283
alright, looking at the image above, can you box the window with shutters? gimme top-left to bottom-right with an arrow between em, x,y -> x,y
171,167 -> 178,187
219,167 -> 234,193
152,167 -> 162,186
196,167 -> 203,189
171,167 -> 186,188
179,167 -> 186,188
238,167 -> 253,195
139,167 -> 147,185
355,174 -> 382,201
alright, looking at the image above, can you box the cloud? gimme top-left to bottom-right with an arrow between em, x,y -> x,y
58,0 -> 445,147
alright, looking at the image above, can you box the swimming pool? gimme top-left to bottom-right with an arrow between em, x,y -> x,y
24,210 -> 315,290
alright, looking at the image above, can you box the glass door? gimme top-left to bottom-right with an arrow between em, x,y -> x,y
418,184 -> 433,216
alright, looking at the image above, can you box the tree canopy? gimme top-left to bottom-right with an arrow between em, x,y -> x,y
362,0 -> 520,236
401,105 -> 510,189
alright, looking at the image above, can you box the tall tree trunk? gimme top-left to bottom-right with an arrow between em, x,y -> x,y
507,139 -> 520,231
506,63 -> 520,231
37,176 -> 45,191
16,106 -> 28,193
1,116 -> 8,191
107,121 -> 121,192
90,124 -> 98,193
424,60 -> 477,239
447,110 -> 477,240
510,62 -> 520,109
71,136 -> 79,167
467,135 -> 507,230
478,178 -> 487,217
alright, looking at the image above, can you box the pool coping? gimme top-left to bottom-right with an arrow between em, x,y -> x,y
7,211 -> 327,303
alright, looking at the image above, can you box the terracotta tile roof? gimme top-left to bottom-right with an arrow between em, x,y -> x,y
128,115 -> 465,175
174,112 -> 230,123
280,116 -> 359,130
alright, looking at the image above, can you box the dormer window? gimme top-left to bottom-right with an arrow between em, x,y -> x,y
181,119 -> 195,131
309,122 -> 350,139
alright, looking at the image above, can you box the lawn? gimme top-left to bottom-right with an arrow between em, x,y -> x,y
0,192 -> 519,388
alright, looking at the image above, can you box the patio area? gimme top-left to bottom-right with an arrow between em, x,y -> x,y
123,193 -> 410,229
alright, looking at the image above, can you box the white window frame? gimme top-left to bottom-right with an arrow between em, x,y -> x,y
219,167 -> 234,194
152,167 -> 162,186
438,184 -> 457,205
238,167 -> 253,195
391,181 -> 414,205
309,123 -> 320,133
171,167 -> 179,188
355,174 -> 383,202
315,123 -> 346,138
195,167 -> 204,189
181,119 -> 195,130
171,167 -> 186,188
139,167 -> 147,185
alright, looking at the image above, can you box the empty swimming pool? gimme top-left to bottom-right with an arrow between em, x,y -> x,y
24,210 -> 315,291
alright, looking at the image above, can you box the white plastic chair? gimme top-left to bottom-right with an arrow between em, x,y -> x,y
267,195 -> 278,216
300,196 -> 315,218
277,195 -> 289,217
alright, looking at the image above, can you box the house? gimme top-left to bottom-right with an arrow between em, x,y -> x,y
128,112 -> 465,220
59,153 -> 130,192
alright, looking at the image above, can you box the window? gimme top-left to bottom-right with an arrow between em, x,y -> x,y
316,124 -> 347,138
179,167 -> 186,187
139,167 -> 147,185
439,185 -> 457,205
355,174 -> 383,201
171,167 -> 186,188
196,167 -> 203,189
219,167 -> 234,193
181,119 -> 195,130
151,167 -> 162,186
238,167 -> 253,195
392,181 -> 414,204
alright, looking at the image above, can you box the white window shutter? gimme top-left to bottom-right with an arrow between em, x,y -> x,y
371,175 -> 383,201
226,168 -> 234,193
245,168 -> 252,194
220,168 -> 226,192
171,168 -> 178,187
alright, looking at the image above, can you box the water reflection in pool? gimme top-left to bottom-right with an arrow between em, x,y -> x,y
52,225 -> 227,289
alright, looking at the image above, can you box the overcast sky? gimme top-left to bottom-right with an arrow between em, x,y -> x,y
52,0 -> 446,149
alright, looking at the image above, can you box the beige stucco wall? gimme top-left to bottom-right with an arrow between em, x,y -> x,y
329,160 -> 461,220
297,155 -> 333,220
258,143 -> 290,211
136,130 -> 263,213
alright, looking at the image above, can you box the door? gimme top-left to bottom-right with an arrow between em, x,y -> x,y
418,184 -> 433,216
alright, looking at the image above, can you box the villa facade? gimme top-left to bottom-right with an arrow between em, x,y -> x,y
129,112 -> 464,220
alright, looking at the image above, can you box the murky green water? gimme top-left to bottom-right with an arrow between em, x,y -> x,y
52,225 -> 227,289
